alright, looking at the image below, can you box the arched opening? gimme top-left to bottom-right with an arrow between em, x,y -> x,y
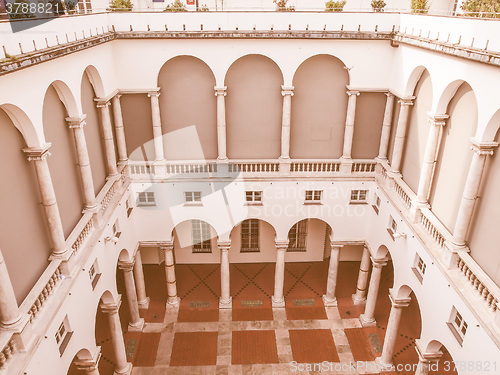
425,340 -> 458,374
42,82 -> 84,237
225,54 -> 283,159
158,55 -> 217,160
290,54 -> 349,159
0,106 -> 51,302
67,348 -> 96,375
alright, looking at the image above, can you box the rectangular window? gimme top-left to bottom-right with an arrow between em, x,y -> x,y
372,195 -> 381,214
387,216 -> 398,240
55,317 -> 73,356
185,191 -> 202,204
245,191 -> 263,204
192,220 -> 212,253
288,220 -> 308,252
350,189 -> 368,204
448,307 -> 468,345
113,220 -> 121,239
241,219 -> 259,252
137,192 -> 155,206
126,199 -> 133,217
412,254 -> 426,283
305,190 -> 322,204
89,260 -> 101,289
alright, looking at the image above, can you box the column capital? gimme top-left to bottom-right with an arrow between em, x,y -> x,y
275,240 -> 289,250
385,92 -> 395,98
94,98 -> 111,108
389,288 -> 411,308
159,241 -> 174,252
399,96 -> 415,106
330,243 -> 343,251
346,89 -> 360,96
74,347 -> 101,372
118,260 -> 135,271
214,86 -> 227,96
371,257 -> 388,268
23,144 -> 51,161
147,88 -> 161,98
65,114 -> 87,129
281,85 -> 294,96
471,138 -> 499,156
113,93 -> 123,100
217,241 -> 231,251
100,295 -> 122,314
428,113 -> 449,126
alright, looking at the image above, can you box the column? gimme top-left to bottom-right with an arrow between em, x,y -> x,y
215,86 -> 228,161
416,115 -> 448,203
377,290 -> 411,366
414,340 -> 442,375
133,251 -> 150,309
111,94 -> 128,164
148,90 -> 165,162
95,100 -> 118,176
219,241 -> 232,308
452,140 -> 498,247
341,89 -> 360,159
162,243 -> 180,307
322,245 -> 341,307
23,145 -> 66,256
66,115 -> 97,210
74,347 -> 101,375
360,257 -> 387,327
0,248 -> 22,328
118,261 -> 144,332
390,97 -> 415,174
100,298 -> 132,375
272,241 -> 288,308
377,93 -> 395,160
280,86 -> 294,160
352,246 -> 371,305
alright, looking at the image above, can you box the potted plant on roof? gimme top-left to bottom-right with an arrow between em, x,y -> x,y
371,0 -> 386,11
325,0 -> 346,12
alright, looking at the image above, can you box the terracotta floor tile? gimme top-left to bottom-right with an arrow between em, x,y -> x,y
344,328 -> 377,362
170,331 -> 218,366
289,329 -> 340,363
232,307 -> 274,321
140,299 -> 166,323
134,332 -> 161,366
177,307 -> 220,322
285,299 -> 327,320
232,330 -> 279,365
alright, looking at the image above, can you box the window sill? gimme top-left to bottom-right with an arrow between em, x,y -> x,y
244,202 -> 263,206
349,201 -> 368,205
446,322 -> 464,346
137,203 -> 156,207
58,331 -> 73,356
304,201 -> 322,205
184,202 -> 203,207
91,273 -> 102,290
372,205 -> 380,214
411,267 -> 423,283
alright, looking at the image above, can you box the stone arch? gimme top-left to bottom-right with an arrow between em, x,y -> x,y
223,53 -> 284,85
82,65 -> 105,98
0,104 -> 42,147
67,348 -> 96,375
482,106 -> 500,141
157,55 -> 217,160
224,54 -> 284,159
49,80 -> 80,118
374,244 -> 389,259
290,54 -> 350,159
404,65 -> 429,97
285,218 -> 333,261
435,79 -> 467,115
118,248 -> 133,263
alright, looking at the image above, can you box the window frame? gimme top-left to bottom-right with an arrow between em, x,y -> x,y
411,254 -> 426,283
287,220 -> 308,252
387,216 -> 397,240
447,307 -> 468,345
184,191 -> 202,205
191,220 -> 212,253
89,260 -> 101,290
304,190 -> 322,204
350,189 -> 369,204
241,219 -> 260,253
137,191 -> 156,207
245,191 -> 263,205
55,317 -> 73,356
372,195 -> 381,214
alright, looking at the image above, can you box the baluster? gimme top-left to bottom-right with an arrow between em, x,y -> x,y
4,346 -> 11,360
0,352 -> 6,367
487,294 -> 494,308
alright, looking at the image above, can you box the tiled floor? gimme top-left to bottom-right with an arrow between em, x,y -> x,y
88,260 -> 457,375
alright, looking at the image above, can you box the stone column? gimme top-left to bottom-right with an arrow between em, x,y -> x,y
148,90 -> 165,162
95,100 -> 118,176
390,97 -> 415,174
452,140 -> 498,247
360,257 -> 387,327
341,89 -> 360,159
416,115 -> 448,203
377,93 -> 395,160
0,248 -> 22,328
74,347 -> 102,375
219,241 -> 232,308
378,290 -> 411,366
322,245 -> 341,307
111,94 -> 128,164
162,243 -> 180,307
133,251 -> 150,309
66,115 -> 97,210
215,86 -> 228,161
118,261 -> 144,332
272,241 -> 289,308
352,246 -> 371,305
280,86 -> 294,160
23,145 -> 67,257
100,298 -> 132,375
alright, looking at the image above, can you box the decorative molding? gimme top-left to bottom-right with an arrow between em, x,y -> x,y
23,144 -> 51,161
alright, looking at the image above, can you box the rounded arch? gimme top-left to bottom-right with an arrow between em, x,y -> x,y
230,216 -> 278,242
223,53 -> 284,85
435,79 -> 467,115
394,284 -> 413,299
99,290 -> 116,305
482,107 -> 500,141
158,54 -> 217,86
82,65 -> 105,98
374,244 -> 389,259
171,218 -> 221,241
285,217 -> 333,240
0,104 -> 41,147
292,53 -> 350,84
118,248 -> 133,262
48,80 -> 80,117
404,65 -> 429,97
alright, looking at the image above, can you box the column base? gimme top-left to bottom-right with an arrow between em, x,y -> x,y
271,296 -> 285,308
127,318 -> 145,332
375,356 -> 395,373
138,297 -> 150,310
340,158 -> 353,173
351,293 -> 367,305
113,362 -> 133,375
359,313 -> 377,327
166,297 -> 181,308
322,295 -> 337,307
219,297 -> 232,309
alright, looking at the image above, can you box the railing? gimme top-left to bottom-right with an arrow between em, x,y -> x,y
99,180 -> 117,215
291,161 -> 340,172
457,252 -> 500,313
70,214 -> 94,255
352,161 -> 376,172
393,180 -> 412,208
166,163 -> 217,174
130,164 -> 155,175
420,209 -> 446,248
229,162 -> 279,173
0,335 -> 17,370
